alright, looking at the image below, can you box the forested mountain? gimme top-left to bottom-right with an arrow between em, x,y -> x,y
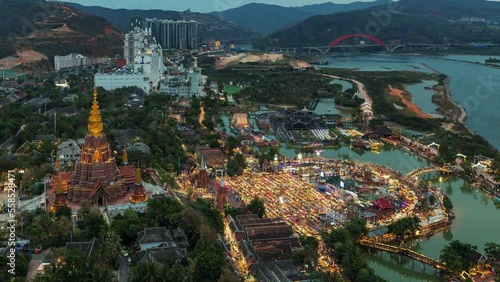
66,3 -> 262,43
211,1 -> 389,34
0,0 -> 122,68
255,0 -> 500,48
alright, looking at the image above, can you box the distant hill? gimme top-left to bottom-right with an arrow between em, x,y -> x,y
211,1 -> 390,34
210,3 -> 314,34
66,3 -> 262,44
0,0 -> 123,71
256,0 -> 500,48
297,0 -> 391,15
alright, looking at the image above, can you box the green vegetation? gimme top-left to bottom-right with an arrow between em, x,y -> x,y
387,216 -> 421,243
26,196 -> 230,281
322,219 -> 386,282
0,252 -> 30,281
443,194 -> 454,213
129,261 -> 186,282
199,58 -> 337,107
226,153 -> 247,176
224,84 -> 241,95
322,68 -> 441,131
247,197 -> 266,218
439,240 -> 478,273
295,236 -> 320,272
0,0 -> 122,60
484,242 -> 500,262
485,58 -> 500,63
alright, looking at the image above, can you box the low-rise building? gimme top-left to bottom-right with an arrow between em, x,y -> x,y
137,227 -> 175,250
58,139 -> 80,168
159,67 -> 202,98
54,53 -> 112,71
227,214 -> 303,263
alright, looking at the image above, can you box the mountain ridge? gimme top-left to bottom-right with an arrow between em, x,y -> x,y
255,0 -> 500,48
0,0 -> 123,72
65,3 -> 262,44
211,1 -> 391,34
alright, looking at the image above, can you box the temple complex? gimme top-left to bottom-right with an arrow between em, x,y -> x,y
130,168 -> 147,203
66,89 -> 134,206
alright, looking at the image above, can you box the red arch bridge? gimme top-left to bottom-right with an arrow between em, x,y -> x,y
265,34 -> 453,53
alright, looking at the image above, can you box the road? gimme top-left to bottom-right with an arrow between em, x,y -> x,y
118,254 -> 130,282
320,74 -> 373,122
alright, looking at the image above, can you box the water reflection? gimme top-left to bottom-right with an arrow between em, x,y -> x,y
442,229 -> 454,242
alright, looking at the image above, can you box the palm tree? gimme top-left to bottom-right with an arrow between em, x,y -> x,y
98,229 -> 122,266
129,263 -> 162,282
494,174 -> 500,183
92,266 -> 117,282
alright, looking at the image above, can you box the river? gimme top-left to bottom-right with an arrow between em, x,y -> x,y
321,54 -> 500,150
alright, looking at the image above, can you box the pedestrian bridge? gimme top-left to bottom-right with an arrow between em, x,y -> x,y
402,165 -> 461,181
359,239 -> 455,274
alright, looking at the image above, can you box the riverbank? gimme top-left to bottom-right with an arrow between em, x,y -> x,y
420,63 -> 473,135
387,86 -> 434,119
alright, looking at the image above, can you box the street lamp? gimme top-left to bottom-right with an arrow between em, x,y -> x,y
297,153 -> 302,176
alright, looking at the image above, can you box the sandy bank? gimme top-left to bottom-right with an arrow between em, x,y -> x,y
388,86 -> 434,119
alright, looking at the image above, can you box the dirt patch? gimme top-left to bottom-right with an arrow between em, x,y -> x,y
388,86 -> 434,119
239,53 -> 283,63
215,53 -> 284,70
290,60 -> 310,68
215,54 -> 245,70
0,49 -> 48,69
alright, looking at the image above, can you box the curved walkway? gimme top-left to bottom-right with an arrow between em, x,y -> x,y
320,74 -> 373,122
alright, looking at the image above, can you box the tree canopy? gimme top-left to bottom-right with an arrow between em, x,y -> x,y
247,197 -> 266,218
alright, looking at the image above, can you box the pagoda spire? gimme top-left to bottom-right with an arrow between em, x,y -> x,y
56,176 -> 64,194
130,168 -> 147,203
123,147 -> 129,165
220,170 -> 225,188
201,157 -> 206,170
87,88 -> 104,138
51,175 -> 68,212
54,153 -> 60,171
135,168 -> 142,184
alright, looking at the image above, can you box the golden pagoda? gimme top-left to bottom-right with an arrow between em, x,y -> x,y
54,153 -> 60,171
51,176 -> 68,212
123,147 -> 129,165
130,168 -> 147,203
67,89 -> 128,206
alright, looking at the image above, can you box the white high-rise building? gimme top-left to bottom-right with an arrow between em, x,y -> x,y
123,26 -> 149,65
95,27 -> 165,93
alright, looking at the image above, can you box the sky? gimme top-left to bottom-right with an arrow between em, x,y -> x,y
60,0 -> 377,13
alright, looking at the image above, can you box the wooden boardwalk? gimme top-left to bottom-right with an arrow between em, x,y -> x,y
359,239 -> 455,274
